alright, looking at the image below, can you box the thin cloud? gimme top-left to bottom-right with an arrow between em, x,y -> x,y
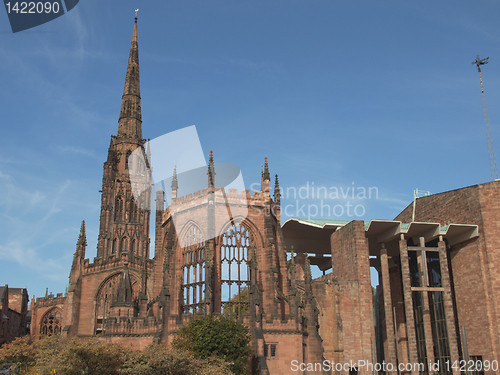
58,145 -> 98,158
0,241 -> 68,281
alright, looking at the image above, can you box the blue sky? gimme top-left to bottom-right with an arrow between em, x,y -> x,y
1,0 -> 500,299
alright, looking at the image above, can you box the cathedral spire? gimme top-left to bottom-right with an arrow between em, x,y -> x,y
117,16 -> 142,139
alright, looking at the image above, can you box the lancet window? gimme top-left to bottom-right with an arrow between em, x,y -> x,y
125,150 -> 132,170
129,199 -> 138,222
220,223 -> 251,317
121,237 -> 128,253
181,225 -> 205,314
114,196 -> 124,221
40,308 -> 62,336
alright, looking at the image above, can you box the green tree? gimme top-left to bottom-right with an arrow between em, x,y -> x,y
122,344 -> 232,375
222,287 -> 249,317
172,315 -> 251,375
0,336 -> 36,373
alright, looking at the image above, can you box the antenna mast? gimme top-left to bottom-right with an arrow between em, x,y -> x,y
472,55 -> 498,180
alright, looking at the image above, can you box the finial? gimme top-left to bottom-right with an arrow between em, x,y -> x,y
208,150 -> 216,188
305,256 -> 311,278
77,220 -> 87,247
135,8 -> 139,19
274,174 -> 281,201
171,165 -> 178,191
263,156 -> 270,181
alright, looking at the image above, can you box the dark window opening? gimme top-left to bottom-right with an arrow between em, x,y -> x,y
429,291 -> 451,374
412,291 -> 428,373
264,344 -> 277,358
426,251 -> 442,287
470,355 -> 485,375
409,250 -> 421,287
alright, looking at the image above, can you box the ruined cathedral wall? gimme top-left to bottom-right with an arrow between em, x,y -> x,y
30,294 -> 65,341
75,267 -> 143,336
312,274 -> 341,365
329,221 -> 375,373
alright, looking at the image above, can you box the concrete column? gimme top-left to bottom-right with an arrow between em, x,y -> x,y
438,239 -> 460,375
380,244 -> 397,375
399,238 -> 419,375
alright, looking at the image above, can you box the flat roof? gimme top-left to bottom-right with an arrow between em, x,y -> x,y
282,218 -> 479,254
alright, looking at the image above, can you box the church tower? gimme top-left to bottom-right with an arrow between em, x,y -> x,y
48,15 -> 158,342
96,15 -> 151,262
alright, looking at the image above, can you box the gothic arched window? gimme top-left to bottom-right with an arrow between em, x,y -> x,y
129,199 -> 138,222
131,240 -> 136,255
94,273 -> 140,335
40,308 -> 62,337
114,196 -> 124,221
125,150 -> 132,170
181,225 -> 205,314
220,223 -> 251,317
112,239 -> 117,254
121,238 -> 128,253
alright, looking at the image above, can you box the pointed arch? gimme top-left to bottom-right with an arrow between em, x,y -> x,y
181,222 -> 206,314
131,239 -> 137,255
217,216 -> 264,250
114,195 -> 124,221
40,308 -> 62,336
220,222 -> 252,317
94,271 -> 142,335
121,237 -> 129,253
112,238 -> 117,254
129,198 -> 138,222
125,150 -> 132,170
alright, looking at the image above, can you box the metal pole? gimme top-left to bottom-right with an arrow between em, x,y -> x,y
461,326 -> 470,375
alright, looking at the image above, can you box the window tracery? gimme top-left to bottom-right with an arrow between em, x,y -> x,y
220,223 -> 251,317
181,225 -> 205,314
40,309 -> 62,336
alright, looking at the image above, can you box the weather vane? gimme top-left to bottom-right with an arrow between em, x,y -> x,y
135,9 -> 139,18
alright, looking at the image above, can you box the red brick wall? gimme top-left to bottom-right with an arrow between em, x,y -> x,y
395,181 -> 500,368
313,275 -> 341,364
329,221 -> 375,374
